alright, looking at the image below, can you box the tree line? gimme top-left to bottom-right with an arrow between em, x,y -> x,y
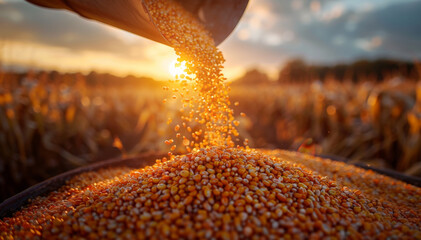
235,58 -> 421,85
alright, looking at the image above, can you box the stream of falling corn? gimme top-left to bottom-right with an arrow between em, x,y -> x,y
144,0 -> 241,153
1,0 -> 420,239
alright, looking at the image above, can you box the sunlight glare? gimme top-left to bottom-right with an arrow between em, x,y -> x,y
169,60 -> 187,79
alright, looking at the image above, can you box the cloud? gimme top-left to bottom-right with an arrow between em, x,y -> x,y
350,0 -> 421,58
226,0 -> 421,69
0,2 -> 156,60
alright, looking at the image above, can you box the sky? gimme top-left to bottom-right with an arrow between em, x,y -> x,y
0,0 -> 421,80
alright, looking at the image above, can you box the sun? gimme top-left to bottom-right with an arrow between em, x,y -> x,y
169,60 -> 187,79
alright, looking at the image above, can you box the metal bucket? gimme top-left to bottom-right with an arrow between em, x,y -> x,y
25,0 -> 249,46
1,152 -> 420,219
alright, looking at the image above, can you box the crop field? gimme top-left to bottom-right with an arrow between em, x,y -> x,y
1,71 -> 420,201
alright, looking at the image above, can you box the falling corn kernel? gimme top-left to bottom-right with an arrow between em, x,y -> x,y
182,138 -> 190,146
144,0 -> 240,151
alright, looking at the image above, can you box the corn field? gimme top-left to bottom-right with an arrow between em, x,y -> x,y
231,79 -> 421,174
1,71 -> 421,201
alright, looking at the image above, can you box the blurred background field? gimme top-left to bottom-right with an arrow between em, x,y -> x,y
1,59 -> 421,201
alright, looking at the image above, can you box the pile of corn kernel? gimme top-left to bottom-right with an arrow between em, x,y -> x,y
1,147 -> 420,239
